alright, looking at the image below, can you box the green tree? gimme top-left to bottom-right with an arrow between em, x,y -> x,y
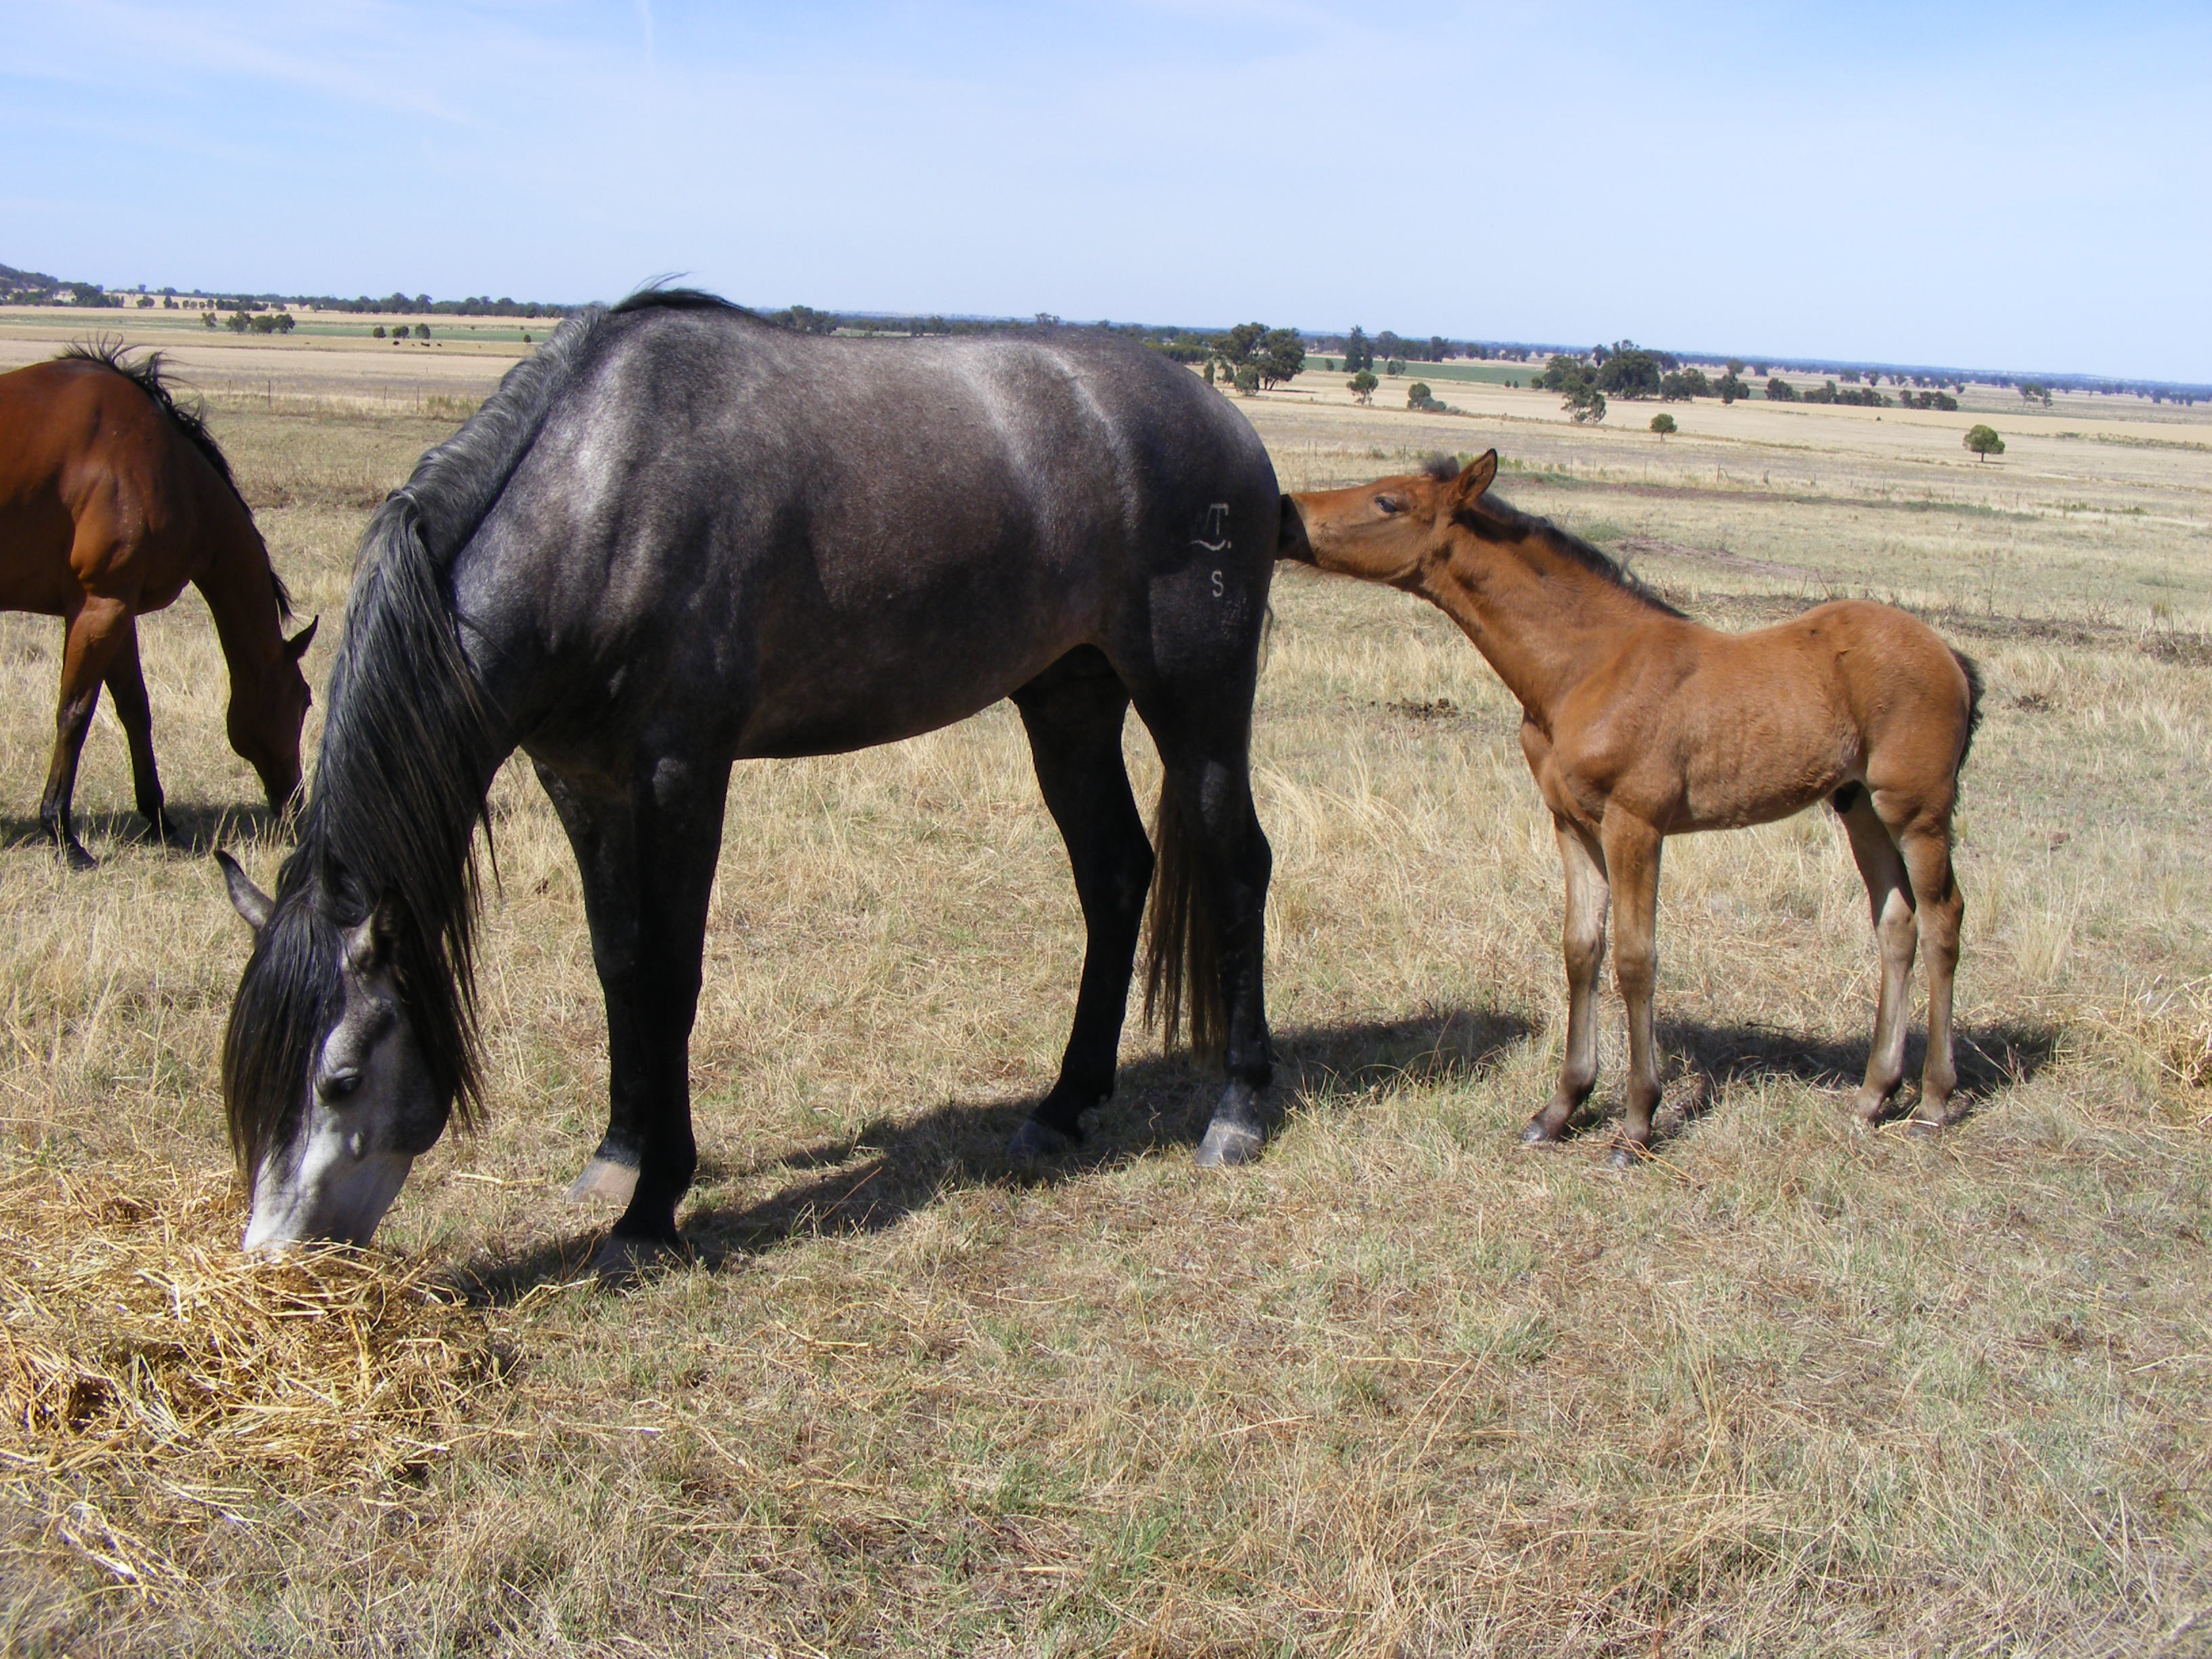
1348,370 -> 1378,405
1964,424 -> 2005,462
1564,385 -> 1607,424
1650,412 -> 1677,437
202,310 -> 218,329
1342,327 -> 1372,373
1407,382 -> 1444,411
1258,328 -> 1305,388
1233,363 -> 1261,396
1384,357 -> 1404,378
226,310 -> 250,333
1597,348 -> 1662,399
1202,360 -> 1216,385
1765,376 -> 1796,401
372,324 -> 386,338
415,323 -> 431,339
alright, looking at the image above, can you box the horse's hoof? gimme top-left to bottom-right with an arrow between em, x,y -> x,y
586,1232 -> 682,1284
1006,1118 -> 1075,1161
1906,1117 -> 1946,1140
565,1156 -> 640,1207
1520,1121 -> 1559,1147
1607,1143 -> 1644,1172
58,842 -> 96,872
1193,1120 -> 1264,1169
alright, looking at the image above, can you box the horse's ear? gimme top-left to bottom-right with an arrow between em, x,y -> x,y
342,895 -> 400,975
285,616 -> 320,663
215,849 -> 273,935
1455,450 -> 1499,503
1275,495 -> 1313,563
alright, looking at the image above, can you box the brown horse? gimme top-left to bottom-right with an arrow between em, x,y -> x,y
1281,450 -> 1982,1163
0,344 -> 316,865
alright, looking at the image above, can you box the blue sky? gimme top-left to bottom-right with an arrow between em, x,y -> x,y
4,1 -> 2207,380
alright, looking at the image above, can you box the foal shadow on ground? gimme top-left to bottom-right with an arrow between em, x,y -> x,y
456,1004 -> 1533,1300
1536,1016 -> 2067,1152
0,801 -> 285,857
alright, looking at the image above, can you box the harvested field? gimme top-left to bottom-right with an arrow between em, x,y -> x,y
1,317 -> 2208,1655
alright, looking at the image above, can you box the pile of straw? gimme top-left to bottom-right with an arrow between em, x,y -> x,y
0,1164 -> 501,1587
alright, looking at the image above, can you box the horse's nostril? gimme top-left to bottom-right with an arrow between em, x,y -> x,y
319,1068 -> 363,1101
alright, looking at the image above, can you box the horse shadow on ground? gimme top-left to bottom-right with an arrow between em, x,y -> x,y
0,801 -> 285,858
455,1004 -> 1534,1301
1536,1015 -> 2066,1150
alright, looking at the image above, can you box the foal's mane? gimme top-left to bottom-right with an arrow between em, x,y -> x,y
1432,455 -> 1687,620
58,337 -> 293,619
222,289 -> 722,1171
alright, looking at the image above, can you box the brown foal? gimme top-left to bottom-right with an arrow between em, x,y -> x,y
1282,450 -> 1982,1163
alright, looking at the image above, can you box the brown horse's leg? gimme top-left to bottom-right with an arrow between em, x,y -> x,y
1526,815 -> 1607,1144
1600,813 -> 1664,1168
1839,787 -> 1917,1122
101,618 -> 178,844
38,597 -> 133,869
1898,823 -> 1963,1130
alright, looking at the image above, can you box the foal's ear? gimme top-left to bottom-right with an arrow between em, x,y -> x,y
1454,450 -> 1499,503
284,616 -> 320,663
215,848 -> 274,935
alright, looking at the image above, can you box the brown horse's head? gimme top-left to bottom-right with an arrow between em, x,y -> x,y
229,617 -> 318,818
1282,449 -> 1498,587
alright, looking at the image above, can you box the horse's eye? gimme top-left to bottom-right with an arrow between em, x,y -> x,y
319,1068 -> 363,1101
1375,495 -> 1405,515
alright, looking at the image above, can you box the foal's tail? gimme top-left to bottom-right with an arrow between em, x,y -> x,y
1951,647 -> 1986,771
1142,777 -> 1227,1061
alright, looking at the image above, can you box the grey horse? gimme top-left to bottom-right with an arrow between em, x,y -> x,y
217,289 -> 1281,1269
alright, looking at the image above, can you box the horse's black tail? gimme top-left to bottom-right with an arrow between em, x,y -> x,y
1952,647 -> 1985,771
1141,777 -> 1226,1062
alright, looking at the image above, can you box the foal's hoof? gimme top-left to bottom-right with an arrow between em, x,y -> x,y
1606,1143 -> 1647,1172
586,1231 -> 683,1284
1193,1120 -> 1264,1169
1905,1116 -> 1947,1140
565,1156 -> 640,1207
1520,1121 -> 1561,1147
1006,1118 -> 1076,1162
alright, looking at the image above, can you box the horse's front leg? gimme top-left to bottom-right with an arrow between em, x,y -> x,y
535,754 -> 731,1271
40,596 -> 134,869
102,619 -> 178,844
1526,816 -> 1608,1145
1600,813 -> 1665,1168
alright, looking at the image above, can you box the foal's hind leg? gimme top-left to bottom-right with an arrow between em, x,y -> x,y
1525,816 -> 1608,1145
1601,813 -> 1665,1168
1896,821 -> 1964,1130
1006,649 -> 1154,1159
1837,785 -> 1917,1123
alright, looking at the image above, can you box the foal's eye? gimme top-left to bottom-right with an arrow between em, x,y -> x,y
1374,495 -> 1406,515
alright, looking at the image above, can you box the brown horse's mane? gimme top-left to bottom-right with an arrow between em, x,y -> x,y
1419,452 -> 1687,621
56,339 -> 291,619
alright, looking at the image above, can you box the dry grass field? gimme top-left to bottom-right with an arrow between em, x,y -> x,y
2,317 -> 2209,1656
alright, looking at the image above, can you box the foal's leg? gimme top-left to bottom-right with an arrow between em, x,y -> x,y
1837,786 -> 1917,1122
39,596 -> 134,869
1600,813 -> 1665,1167
102,619 -> 178,843
1525,815 -> 1608,1145
535,754 -> 732,1265
1896,820 -> 1964,1130
1006,650 -> 1154,1158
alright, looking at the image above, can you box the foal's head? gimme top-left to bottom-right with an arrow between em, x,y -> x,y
1281,449 -> 1498,586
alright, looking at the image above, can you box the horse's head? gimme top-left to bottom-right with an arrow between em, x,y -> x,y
228,618 -> 318,820
1286,450 -> 1499,588
216,848 -> 449,1250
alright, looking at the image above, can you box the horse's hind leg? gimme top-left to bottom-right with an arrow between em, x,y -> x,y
1525,815 -> 1608,1145
39,596 -> 133,869
1599,813 -> 1665,1168
1896,821 -> 1963,1130
1006,649 -> 1153,1159
1837,785 -> 1917,1122
1128,693 -> 1274,1168
102,619 -> 177,843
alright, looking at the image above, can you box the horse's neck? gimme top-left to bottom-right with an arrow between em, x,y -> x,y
192,497 -> 283,677
1419,527 -> 1660,718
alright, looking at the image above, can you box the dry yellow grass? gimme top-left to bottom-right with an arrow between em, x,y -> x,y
0,331 -> 2207,1654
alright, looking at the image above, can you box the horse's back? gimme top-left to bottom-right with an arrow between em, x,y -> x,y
461,308 -> 1277,758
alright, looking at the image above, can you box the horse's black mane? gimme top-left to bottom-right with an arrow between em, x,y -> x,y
57,338 -> 292,620
224,289 -> 717,1171
1441,456 -> 1687,620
